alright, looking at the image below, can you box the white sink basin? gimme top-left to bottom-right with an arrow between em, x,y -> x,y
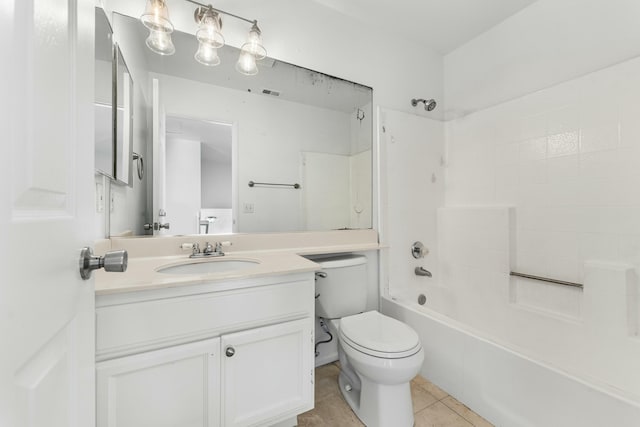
157,259 -> 260,275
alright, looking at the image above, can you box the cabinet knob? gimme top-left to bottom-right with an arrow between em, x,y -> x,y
225,347 -> 235,357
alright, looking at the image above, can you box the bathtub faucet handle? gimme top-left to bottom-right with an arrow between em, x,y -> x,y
415,267 -> 432,277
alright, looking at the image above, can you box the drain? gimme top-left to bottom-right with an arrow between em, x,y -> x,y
418,294 -> 427,305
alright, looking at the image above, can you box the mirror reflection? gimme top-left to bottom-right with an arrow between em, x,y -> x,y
94,8 -> 113,178
114,46 -> 134,186
165,116 -> 233,235
105,11 -> 373,237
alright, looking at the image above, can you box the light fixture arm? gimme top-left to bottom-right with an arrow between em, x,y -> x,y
185,0 -> 257,25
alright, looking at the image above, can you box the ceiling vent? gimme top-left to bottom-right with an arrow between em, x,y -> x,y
262,89 -> 280,97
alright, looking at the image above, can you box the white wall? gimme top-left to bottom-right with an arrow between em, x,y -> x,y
201,157 -> 232,209
444,0 -> 640,118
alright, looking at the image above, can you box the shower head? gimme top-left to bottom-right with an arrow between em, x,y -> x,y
411,98 -> 437,112
425,99 -> 437,111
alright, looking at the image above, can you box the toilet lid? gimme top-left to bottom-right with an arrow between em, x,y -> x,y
339,311 -> 420,356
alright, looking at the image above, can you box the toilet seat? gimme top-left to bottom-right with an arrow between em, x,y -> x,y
339,311 -> 421,359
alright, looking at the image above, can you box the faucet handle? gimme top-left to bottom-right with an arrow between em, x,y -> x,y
215,241 -> 232,251
180,242 -> 200,254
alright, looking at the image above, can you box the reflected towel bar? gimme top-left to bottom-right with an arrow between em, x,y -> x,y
248,180 -> 300,189
510,271 -> 583,289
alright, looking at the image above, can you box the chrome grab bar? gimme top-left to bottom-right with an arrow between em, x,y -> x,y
510,271 -> 583,289
248,180 -> 300,189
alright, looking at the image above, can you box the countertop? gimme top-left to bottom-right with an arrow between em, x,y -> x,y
95,242 -> 382,296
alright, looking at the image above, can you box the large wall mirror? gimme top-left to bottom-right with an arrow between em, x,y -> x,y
102,9 -> 373,236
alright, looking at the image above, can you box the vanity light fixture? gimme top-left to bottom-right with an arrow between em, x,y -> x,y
140,0 -> 176,55
140,0 -> 268,75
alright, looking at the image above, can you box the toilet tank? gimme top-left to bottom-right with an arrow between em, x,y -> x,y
311,254 -> 368,319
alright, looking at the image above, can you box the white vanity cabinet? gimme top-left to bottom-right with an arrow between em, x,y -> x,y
96,273 -> 315,427
97,338 -> 222,427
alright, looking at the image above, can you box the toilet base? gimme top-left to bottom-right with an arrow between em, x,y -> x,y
339,371 -> 414,427
337,342 -> 418,427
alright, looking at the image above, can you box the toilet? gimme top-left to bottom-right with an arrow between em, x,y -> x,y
312,254 -> 424,427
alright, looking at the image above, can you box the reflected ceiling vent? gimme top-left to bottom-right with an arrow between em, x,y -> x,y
262,89 -> 280,97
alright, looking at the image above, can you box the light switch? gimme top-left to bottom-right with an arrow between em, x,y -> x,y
96,182 -> 104,213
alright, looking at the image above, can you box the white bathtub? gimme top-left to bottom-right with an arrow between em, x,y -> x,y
382,295 -> 640,427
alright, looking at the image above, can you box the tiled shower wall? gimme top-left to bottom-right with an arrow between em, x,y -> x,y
446,56 -> 640,284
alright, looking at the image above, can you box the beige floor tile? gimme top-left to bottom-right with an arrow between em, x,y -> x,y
305,365 -> 487,427
414,401 -> 473,427
298,392 -> 364,427
411,381 -> 439,413
316,362 -> 340,378
441,396 -> 494,427
412,375 -> 449,400
314,363 -> 341,401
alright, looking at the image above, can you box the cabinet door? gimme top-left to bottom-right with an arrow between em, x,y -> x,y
221,319 -> 314,427
97,338 -> 221,427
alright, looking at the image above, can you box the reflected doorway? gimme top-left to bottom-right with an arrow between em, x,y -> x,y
165,115 -> 235,235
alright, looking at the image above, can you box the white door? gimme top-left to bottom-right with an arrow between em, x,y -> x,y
152,78 -> 168,235
221,319 -> 314,427
96,338 -> 221,427
0,0 -> 96,426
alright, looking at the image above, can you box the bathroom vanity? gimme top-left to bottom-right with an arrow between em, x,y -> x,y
95,258 -> 316,427
93,230 -> 380,426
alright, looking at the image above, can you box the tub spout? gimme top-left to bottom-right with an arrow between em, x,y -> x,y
415,267 -> 432,277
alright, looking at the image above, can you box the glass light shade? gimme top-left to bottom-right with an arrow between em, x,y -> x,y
195,42 -> 220,66
242,24 -> 266,60
140,0 -> 173,33
235,49 -> 258,75
196,9 -> 225,49
146,29 -> 175,55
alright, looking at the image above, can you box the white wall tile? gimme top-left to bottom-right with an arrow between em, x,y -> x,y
547,131 -> 579,157
580,124 -> 619,153
519,137 -> 548,161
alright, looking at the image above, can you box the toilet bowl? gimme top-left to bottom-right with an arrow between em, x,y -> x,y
310,254 -> 424,427
336,311 -> 424,427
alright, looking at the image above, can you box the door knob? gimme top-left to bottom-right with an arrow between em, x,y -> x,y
79,247 -> 128,280
225,347 -> 235,357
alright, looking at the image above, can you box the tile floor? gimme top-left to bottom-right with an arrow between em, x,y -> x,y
298,362 -> 493,427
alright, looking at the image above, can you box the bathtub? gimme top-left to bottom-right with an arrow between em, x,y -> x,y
382,293 -> 640,427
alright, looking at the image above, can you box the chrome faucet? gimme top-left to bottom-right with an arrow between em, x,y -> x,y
214,242 -> 225,254
203,242 -> 214,254
187,241 -> 227,258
